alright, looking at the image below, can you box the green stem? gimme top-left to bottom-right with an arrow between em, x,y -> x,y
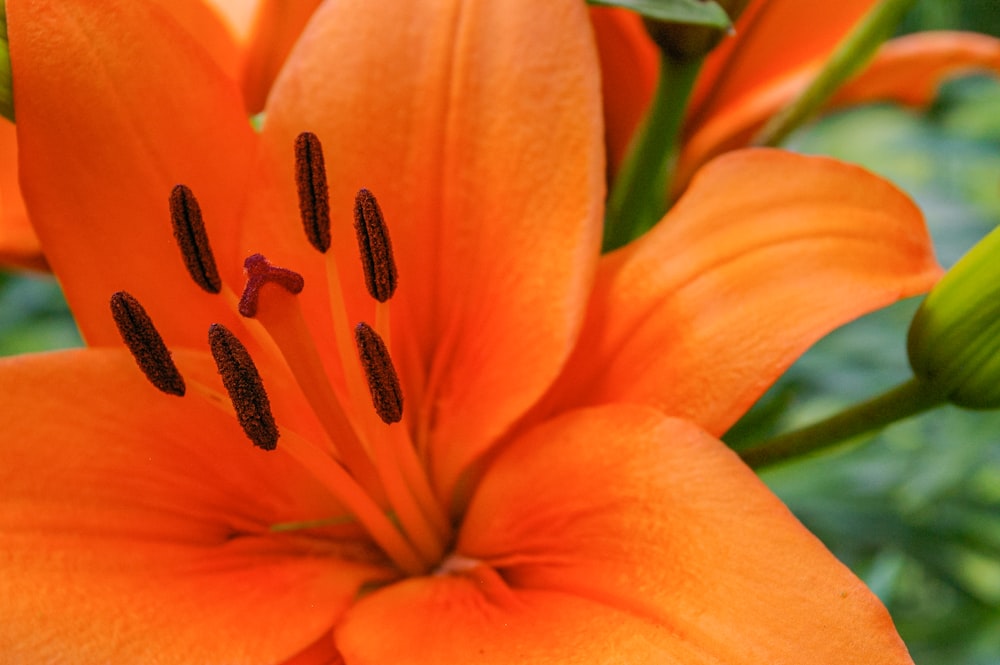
1,0 -> 13,122
603,53 -> 702,252
739,378 -> 946,469
752,0 -> 918,148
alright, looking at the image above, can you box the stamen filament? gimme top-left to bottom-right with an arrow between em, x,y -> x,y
323,256 -> 373,419
293,137 -> 372,416
369,427 -> 447,564
386,424 -> 451,539
188,379 -> 428,575
354,322 -> 449,559
375,300 -> 392,351
277,425 -> 430,575
109,291 -> 186,396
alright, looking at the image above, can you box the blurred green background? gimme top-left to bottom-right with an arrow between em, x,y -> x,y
1,1 -> 998,663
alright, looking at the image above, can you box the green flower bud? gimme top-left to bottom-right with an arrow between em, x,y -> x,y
908,224 -> 1000,409
643,0 -> 750,62
0,0 -> 12,122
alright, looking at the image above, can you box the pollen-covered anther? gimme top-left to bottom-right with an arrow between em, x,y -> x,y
354,322 -> 403,424
295,131 -> 332,253
238,253 -> 306,317
354,188 -> 398,302
169,184 -> 222,294
109,291 -> 186,396
208,323 -> 279,451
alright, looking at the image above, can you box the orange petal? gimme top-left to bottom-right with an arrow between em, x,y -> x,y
676,68 -> 811,192
254,0 -> 605,499
832,31 -> 1000,107
9,0 -> 256,346
239,0 -> 323,113
589,6 -> 659,177
0,121 -> 45,271
147,0 -> 243,83
0,349 -> 387,663
204,0 -> 261,43
688,0 -> 877,128
338,576 -> 714,664
675,0 -> 877,192
338,405 -> 913,663
472,406 -> 914,662
678,31 -> 1000,191
538,149 -> 941,435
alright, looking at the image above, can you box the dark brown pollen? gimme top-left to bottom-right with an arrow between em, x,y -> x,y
238,253 -> 306,317
294,132 -> 331,253
354,322 -> 403,424
109,291 -> 186,396
169,184 -> 222,294
353,188 -> 398,302
208,323 -> 279,450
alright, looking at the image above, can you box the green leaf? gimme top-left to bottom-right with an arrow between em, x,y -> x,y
0,0 -> 12,121
587,0 -> 731,29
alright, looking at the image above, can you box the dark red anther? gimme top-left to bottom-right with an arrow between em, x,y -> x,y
354,322 -> 403,424
169,184 -> 222,294
110,291 -> 186,396
238,253 -> 306,317
295,132 -> 331,253
208,323 -> 279,451
354,188 -> 398,302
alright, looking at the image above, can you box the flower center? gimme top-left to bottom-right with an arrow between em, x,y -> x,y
109,132 -> 451,576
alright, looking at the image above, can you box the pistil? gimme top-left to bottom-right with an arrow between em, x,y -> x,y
238,254 -> 385,500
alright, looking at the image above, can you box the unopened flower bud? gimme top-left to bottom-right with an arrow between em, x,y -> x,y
908,224 -> 1000,409
643,0 -> 751,62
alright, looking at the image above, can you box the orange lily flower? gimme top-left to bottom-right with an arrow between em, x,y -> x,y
592,1 -> 1000,193
3,0 -> 941,662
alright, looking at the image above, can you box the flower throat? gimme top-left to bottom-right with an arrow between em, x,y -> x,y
109,132 -> 450,576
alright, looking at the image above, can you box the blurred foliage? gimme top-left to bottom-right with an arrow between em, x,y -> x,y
1,1 -> 999,663
899,0 -> 1000,37
0,271 -> 81,354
